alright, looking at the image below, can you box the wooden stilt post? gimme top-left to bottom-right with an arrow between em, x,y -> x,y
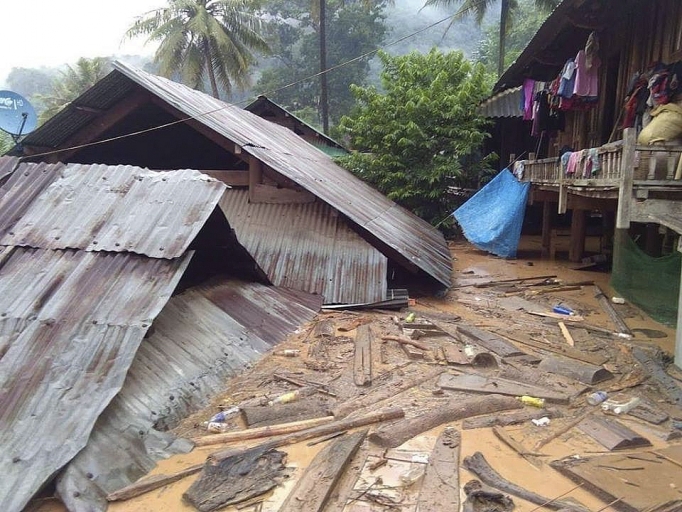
616,128 -> 636,229
569,209 -> 587,262
542,201 -> 553,259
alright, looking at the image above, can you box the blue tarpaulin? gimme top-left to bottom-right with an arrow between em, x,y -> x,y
453,168 -> 530,258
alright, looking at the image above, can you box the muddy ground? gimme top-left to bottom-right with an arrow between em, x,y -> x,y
35,239 -> 682,512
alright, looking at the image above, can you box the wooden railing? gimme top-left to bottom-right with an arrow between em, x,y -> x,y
517,136 -> 682,184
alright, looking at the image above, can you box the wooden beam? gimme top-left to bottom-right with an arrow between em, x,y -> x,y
248,158 -> 262,202
416,427 -> 461,511
249,183 -> 315,204
353,324 -> 372,386
569,208 -> 587,262
44,89 -> 152,163
200,170 -> 249,186
542,201 -> 553,258
616,128 -> 636,228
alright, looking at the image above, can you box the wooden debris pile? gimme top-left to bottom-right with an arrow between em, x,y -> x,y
106,271 -> 682,512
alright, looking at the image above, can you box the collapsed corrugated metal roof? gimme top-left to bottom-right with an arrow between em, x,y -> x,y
0,162 -> 225,258
0,247 -> 193,512
219,189 -> 387,304
0,157 -> 276,511
56,279 -> 322,512
20,62 -> 452,290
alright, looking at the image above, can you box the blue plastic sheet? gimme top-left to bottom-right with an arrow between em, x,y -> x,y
453,169 -> 530,258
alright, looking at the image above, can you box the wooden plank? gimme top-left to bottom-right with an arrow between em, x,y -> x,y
632,347 -> 682,405
538,356 -> 613,385
492,427 -> 543,467
369,395 -> 521,448
463,408 -> 562,430
353,324 -> 372,386
616,128 -> 636,229
497,331 -> 608,366
241,401 -> 332,428
248,158 -> 262,202
381,335 -> 430,351
321,440 -> 370,512
107,463 -> 204,501
526,310 -> 586,322
416,427 -> 460,512
332,367 -> 444,418
437,372 -> 571,403
441,344 -> 469,365
278,430 -> 367,512
250,183 -> 316,204
558,322 -> 576,346
578,416 -> 652,451
594,285 -> 632,335
456,325 -> 525,357
202,170 -> 250,186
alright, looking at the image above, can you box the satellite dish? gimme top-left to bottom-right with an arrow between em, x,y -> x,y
0,90 -> 37,141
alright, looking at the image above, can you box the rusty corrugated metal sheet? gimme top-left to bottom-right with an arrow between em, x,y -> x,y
0,247 -> 192,512
0,155 -> 20,180
0,160 -> 226,258
56,279 -> 321,512
219,189 -> 387,303
68,63 -> 450,288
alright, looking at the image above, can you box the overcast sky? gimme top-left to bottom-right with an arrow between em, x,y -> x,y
0,0 -> 163,85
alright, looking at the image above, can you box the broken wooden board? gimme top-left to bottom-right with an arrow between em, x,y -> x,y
322,439 -> 370,512
577,416 -> 652,451
628,398 -> 669,425
353,324 -> 372,386
594,285 -> 632,335
401,342 -> 426,359
242,401 -> 332,428
551,446 -> 682,512
463,452 -> 589,511
463,408 -> 562,430
279,430 -> 367,512
632,348 -> 682,406
369,395 -> 521,448
183,445 -> 289,512
526,310 -> 586,322
437,372 -> 571,404
441,344 -> 469,365
416,427 -> 460,512
538,356 -> 613,385
498,331 -> 608,366
456,325 -> 525,357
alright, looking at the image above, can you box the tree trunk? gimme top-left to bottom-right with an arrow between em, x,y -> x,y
205,40 -> 220,99
498,0 -> 509,77
319,0 -> 329,134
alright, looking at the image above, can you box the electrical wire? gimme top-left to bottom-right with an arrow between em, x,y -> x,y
21,10 -> 461,160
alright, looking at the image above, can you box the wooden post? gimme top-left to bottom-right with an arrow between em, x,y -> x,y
616,127 -> 636,229
248,157 -> 262,202
541,201 -> 554,259
675,238 -> 682,369
569,209 -> 587,262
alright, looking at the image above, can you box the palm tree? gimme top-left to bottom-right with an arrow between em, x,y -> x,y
126,0 -> 270,99
35,57 -> 112,124
422,0 -> 560,77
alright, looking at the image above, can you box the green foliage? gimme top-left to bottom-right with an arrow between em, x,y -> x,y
0,131 -> 12,155
474,0 -> 554,74
336,49 -> 494,226
256,0 -> 386,127
35,57 -> 112,125
126,0 -> 270,99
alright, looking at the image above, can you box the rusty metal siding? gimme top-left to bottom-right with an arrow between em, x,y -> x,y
110,63 -> 451,288
0,161 -> 226,258
479,86 -> 524,118
219,189 -> 387,303
0,248 -> 192,512
56,280 -> 322,512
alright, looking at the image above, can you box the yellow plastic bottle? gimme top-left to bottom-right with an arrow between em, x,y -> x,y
517,395 -> 545,408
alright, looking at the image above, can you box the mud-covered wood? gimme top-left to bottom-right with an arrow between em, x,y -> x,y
594,285 -> 632,335
463,408 -> 562,430
322,439 -> 370,512
463,452 -> 589,511
437,372 -> 571,403
279,430 -> 367,512
632,348 -> 682,405
457,325 -> 525,357
628,399 -> 669,424
107,464 -> 204,501
462,480 -> 515,512
416,427 -> 460,512
333,367 -> 444,418
538,356 -> 613,385
369,395 -> 521,448
183,445 -> 288,511
242,400 -> 331,427
501,332 -> 608,366
578,416 -> 652,450
441,344 -> 469,365
354,324 -> 372,386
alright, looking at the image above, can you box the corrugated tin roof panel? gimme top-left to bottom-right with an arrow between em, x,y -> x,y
0,248 -> 192,512
219,189 -> 387,304
0,161 -> 226,258
111,62 -> 452,288
479,86 -> 524,118
56,279 -> 322,511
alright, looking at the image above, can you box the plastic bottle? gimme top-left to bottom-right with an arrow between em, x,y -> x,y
601,397 -> 641,414
209,406 -> 240,423
531,417 -> 551,427
267,386 -> 317,406
586,391 -> 608,406
405,312 -> 416,323
552,305 -> 574,316
399,462 -> 425,486
517,395 -> 545,408
274,349 -> 300,357
206,421 -> 231,433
